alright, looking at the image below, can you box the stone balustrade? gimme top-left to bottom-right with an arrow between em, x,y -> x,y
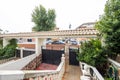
0,54 -> 65,80
80,62 -> 104,80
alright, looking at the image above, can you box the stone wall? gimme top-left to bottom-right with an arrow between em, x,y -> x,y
22,54 -> 42,70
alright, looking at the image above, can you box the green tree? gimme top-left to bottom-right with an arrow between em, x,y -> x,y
32,5 -> 56,31
77,39 -> 107,75
0,39 -> 17,59
95,0 -> 120,58
0,39 -> 3,49
77,39 -> 106,66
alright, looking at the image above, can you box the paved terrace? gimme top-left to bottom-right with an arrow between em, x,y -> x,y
0,28 -> 99,38
62,56 -> 82,80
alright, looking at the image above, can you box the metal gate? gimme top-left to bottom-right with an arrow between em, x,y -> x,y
42,46 -> 64,65
69,48 -> 79,66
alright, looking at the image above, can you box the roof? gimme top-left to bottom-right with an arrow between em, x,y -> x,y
76,22 -> 96,30
0,28 -> 99,38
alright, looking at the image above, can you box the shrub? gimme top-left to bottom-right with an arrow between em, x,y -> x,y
0,39 -> 17,59
77,39 -> 107,76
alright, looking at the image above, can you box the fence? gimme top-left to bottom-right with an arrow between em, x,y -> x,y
16,48 -> 35,58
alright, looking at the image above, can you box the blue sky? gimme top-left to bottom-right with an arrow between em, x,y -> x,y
0,0 -> 107,33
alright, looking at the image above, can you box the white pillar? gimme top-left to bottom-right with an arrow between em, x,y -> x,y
20,47 -> 24,58
3,38 -> 10,47
61,54 -> 65,62
35,38 -> 46,54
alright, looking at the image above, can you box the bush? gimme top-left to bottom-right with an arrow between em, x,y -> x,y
0,39 -> 3,49
0,39 -> 17,59
77,39 -> 107,76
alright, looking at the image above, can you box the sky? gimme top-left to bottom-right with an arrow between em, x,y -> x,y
0,0 -> 107,33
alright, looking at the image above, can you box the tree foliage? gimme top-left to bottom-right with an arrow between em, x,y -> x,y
77,39 -> 107,76
77,39 -> 107,67
32,5 -> 56,31
0,39 -> 3,49
95,0 -> 120,56
0,39 -> 17,59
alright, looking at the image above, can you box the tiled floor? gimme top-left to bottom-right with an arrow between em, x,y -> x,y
36,63 -> 58,70
62,54 -> 82,80
35,53 -> 82,80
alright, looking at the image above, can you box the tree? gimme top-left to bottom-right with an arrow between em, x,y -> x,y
0,39 -> 17,59
32,5 -> 56,31
95,0 -> 120,58
77,39 -> 107,76
0,39 -> 2,49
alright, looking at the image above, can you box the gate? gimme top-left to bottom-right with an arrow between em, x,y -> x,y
69,48 -> 79,66
42,45 -> 64,65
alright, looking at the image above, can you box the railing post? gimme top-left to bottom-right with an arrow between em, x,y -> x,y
61,54 -> 65,62
20,47 -> 24,58
118,68 -> 120,79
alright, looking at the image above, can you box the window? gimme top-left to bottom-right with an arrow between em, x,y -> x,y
27,39 -> 32,42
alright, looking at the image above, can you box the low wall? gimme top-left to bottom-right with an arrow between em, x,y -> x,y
0,54 -> 40,70
0,54 -> 65,80
22,54 -> 42,70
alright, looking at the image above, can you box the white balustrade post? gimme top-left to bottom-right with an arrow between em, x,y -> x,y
20,47 -> 24,58
118,68 -> 120,79
61,54 -> 65,62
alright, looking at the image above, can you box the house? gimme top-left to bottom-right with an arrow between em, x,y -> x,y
75,22 -> 96,43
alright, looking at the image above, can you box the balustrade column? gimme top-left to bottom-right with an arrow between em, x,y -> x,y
20,47 -> 24,58
118,68 -> 120,79
61,54 -> 65,62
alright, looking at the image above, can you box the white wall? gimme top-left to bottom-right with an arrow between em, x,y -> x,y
0,54 -> 37,70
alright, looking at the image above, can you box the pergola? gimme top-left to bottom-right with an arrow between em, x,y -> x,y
0,28 -> 99,54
